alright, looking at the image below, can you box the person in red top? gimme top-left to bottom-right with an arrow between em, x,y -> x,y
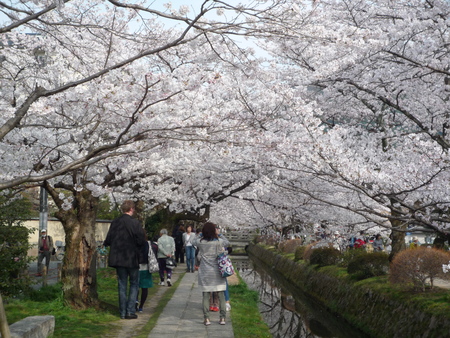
354,231 -> 366,249
36,229 -> 54,276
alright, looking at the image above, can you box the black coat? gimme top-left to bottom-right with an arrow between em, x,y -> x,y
103,214 -> 145,268
139,241 -> 150,265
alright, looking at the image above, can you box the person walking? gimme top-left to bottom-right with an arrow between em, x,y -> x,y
137,231 -> 155,313
183,225 -> 196,273
157,229 -> 175,286
174,225 -> 185,264
36,229 -> 54,276
192,222 -> 230,326
103,200 -> 145,320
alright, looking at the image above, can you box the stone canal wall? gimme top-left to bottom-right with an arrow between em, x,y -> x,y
247,243 -> 450,338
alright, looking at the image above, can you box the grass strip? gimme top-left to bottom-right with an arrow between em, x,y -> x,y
229,273 -> 271,338
134,274 -> 184,338
4,282 -> 117,337
4,268 -> 161,337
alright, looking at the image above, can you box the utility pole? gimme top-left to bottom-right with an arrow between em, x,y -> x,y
38,187 -> 49,281
39,186 -> 48,233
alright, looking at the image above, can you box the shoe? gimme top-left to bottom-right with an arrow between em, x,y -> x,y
167,279 -> 172,287
135,301 -> 139,311
125,314 -> 138,319
159,281 -> 165,286
226,303 -> 231,311
209,306 -> 214,311
138,308 -> 143,313
204,318 -> 211,326
186,268 -> 190,272
211,306 -> 219,312
219,318 -> 226,325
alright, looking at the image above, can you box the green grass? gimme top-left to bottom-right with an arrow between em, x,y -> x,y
229,273 -> 271,338
4,281 -> 117,337
4,267 -> 272,337
4,268 -> 128,337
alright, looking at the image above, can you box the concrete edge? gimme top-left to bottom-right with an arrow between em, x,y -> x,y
4,315 -> 55,338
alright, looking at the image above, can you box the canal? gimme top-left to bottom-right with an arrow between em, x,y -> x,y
232,256 -> 369,338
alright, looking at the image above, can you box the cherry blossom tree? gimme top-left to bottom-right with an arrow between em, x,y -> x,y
0,0 -> 277,188
0,0 -> 289,307
5,0 -> 450,307
254,0 -> 450,256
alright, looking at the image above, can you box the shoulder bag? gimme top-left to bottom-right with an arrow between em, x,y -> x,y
216,241 -> 235,278
147,241 -> 159,273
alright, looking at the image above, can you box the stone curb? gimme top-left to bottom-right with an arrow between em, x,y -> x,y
1,315 -> 55,338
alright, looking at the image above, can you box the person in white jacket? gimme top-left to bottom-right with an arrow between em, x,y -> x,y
156,229 -> 175,286
183,225 -> 196,273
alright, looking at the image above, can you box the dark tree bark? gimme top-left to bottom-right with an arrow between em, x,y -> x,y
45,182 -> 100,309
388,199 -> 407,262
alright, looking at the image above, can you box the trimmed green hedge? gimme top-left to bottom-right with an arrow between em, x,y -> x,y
248,243 -> 450,338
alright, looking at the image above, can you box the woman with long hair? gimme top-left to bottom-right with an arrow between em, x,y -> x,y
137,230 -> 154,312
192,222 -> 229,326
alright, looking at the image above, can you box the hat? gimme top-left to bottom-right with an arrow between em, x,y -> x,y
41,229 -> 47,233
412,236 -> 418,241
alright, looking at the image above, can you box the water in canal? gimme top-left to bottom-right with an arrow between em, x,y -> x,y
232,256 -> 369,338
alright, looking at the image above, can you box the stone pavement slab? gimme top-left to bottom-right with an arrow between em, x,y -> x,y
148,270 -> 234,338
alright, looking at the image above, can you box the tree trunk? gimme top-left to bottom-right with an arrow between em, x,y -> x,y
45,183 -> 100,309
389,224 -> 406,262
157,206 -> 209,234
388,200 -> 407,262
0,293 -> 11,338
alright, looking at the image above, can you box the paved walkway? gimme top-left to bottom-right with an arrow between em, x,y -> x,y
28,260 -> 61,288
149,269 -> 234,338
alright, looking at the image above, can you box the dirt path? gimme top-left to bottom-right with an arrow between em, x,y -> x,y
107,267 -> 184,338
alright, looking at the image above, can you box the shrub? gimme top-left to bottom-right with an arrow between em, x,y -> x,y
278,239 -> 303,254
0,225 -> 35,296
339,248 -> 367,268
347,252 -> 390,280
303,242 -> 317,261
294,246 -> 306,262
309,247 -> 341,267
0,193 -> 35,297
253,235 -> 278,246
389,247 -> 450,291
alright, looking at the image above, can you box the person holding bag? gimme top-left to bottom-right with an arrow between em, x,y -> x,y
192,222 -> 230,326
137,230 -> 157,312
156,229 -> 175,286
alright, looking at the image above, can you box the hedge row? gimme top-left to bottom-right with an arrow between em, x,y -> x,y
247,243 -> 450,338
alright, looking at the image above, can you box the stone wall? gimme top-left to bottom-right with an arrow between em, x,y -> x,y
247,243 -> 450,338
25,219 -> 111,256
